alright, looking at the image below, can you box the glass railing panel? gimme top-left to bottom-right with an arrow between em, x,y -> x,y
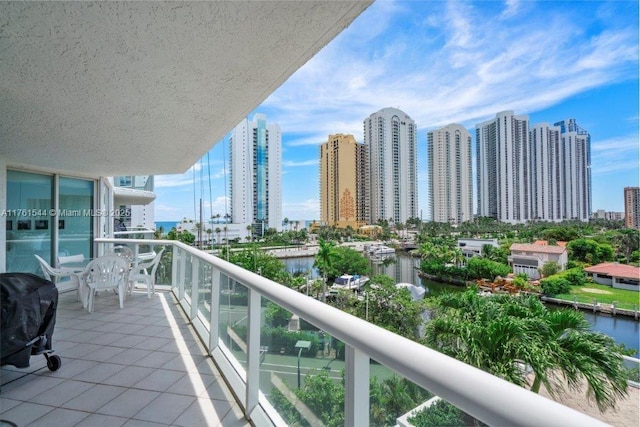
153,244 -> 173,287
197,260 -> 212,320
183,251 -> 193,302
369,359 -> 435,427
218,276 -> 249,374
260,303 -> 344,426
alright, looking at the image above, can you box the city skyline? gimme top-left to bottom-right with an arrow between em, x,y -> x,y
153,0 -> 639,222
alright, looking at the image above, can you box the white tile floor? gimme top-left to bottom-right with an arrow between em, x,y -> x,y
0,288 -> 252,426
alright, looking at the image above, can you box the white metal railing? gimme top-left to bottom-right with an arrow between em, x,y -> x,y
96,238 -> 608,427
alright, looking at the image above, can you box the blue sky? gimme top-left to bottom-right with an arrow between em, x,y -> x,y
154,0 -> 639,223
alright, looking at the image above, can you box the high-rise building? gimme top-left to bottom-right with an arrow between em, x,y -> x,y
476,111 -> 531,223
319,134 -> 368,228
229,113 -> 282,236
427,124 -> 473,224
364,107 -> 418,225
624,187 -> 640,229
111,175 -> 156,230
530,123 -> 562,221
554,119 -> 591,221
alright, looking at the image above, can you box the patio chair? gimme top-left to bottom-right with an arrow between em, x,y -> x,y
83,255 -> 130,313
129,248 -> 165,298
58,253 -> 85,266
34,254 -> 80,299
105,245 -> 134,261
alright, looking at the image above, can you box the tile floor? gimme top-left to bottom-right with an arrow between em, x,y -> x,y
0,288 -> 252,427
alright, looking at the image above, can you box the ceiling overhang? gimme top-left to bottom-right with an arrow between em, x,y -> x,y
0,1 -> 371,177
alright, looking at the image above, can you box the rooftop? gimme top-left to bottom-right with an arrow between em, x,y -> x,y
584,263 -> 640,280
510,243 -> 567,255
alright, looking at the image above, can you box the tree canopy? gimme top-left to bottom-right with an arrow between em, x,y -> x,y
423,289 -> 629,411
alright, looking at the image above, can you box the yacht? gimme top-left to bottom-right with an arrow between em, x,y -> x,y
369,244 -> 395,256
332,274 -> 369,291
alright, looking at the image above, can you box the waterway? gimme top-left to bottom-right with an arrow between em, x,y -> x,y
283,253 -> 639,357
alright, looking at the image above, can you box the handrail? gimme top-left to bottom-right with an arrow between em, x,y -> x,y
96,238 -> 607,427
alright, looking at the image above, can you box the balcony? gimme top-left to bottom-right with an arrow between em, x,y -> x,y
1,238 -> 631,426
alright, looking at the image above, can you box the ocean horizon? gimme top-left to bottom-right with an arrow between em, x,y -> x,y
154,221 -> 179,231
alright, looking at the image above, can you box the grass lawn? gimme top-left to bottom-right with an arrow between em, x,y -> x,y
555,282 -> 640,310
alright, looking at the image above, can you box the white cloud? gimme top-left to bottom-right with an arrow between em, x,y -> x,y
283,159 -> 318,167
591,134 -> 640,176
282,198 -> 320,221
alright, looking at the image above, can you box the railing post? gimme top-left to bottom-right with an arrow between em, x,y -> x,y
245,288 -> 261,417
344,345 -> 369,427
190,257 -> 199,320
171,244 -> 178,293
209,268 -> 221,353
178,248 -> 187,299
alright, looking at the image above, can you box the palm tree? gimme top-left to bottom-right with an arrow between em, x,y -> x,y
313,238 -> 337,303
215,227 -> 221,247
246,224 -> 253,242
424,289 -> 629,412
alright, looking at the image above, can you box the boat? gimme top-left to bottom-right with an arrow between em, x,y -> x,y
331,274 -> 369,291
369,244 -> 395,256
395,283 -> 426,300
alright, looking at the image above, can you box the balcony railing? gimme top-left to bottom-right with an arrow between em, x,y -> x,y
96,237 -> 607,427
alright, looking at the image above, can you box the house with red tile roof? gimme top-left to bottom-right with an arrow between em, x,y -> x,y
508,243 -> 568,279
583,263 -> 640,292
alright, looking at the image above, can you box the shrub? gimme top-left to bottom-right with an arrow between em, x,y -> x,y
540,276 -> 571,296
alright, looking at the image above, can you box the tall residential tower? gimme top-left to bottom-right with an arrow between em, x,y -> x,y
554,119 -> 591,221
319,134 -> 368,228
364,107 -> 418,224
229,113 -> 282,236
624,187 -> 640,229
427,124 -> 473,223
476,111 -> 531,223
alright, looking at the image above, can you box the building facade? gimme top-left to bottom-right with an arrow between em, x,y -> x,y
476,111 -> 531,223
229,113 -> 282,237
364,107 -> 418,225
624,187 -> 640,229
112,175 -> 156,230
319,134 -> 368,228
530,123 -> 562,221
428,124 -> 473,223
554,119 -> 591,221
477,113 -> 591,224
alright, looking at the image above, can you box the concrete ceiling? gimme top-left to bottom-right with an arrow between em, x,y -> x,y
0,1 -> 371,177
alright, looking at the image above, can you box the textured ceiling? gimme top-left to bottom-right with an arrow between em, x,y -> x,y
0,1 -> 371,176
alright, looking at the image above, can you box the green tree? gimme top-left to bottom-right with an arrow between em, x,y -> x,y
409,399 -> 465,427
324,246 -> 370,280
314,239 -> 338,302
539,260 -> 561,278
423,289 -> 629,412
354,275 -> 424,338
466,257 -> 510,280
567,238 -> 615,264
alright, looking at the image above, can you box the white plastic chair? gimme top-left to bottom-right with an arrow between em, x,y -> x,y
105,245 -> 134,261
34,254 -> 80,299
58,253 -> 85,266
129,248 -> 165,298
83,255 -> 130,313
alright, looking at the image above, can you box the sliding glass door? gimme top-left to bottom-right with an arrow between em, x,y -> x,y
5,170 -> 95,274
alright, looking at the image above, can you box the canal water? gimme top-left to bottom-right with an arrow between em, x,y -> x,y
283,253 -> 639,357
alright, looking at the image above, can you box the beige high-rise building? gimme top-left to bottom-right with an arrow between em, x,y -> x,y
319,134 -> 368,228
624,187 -> 640,229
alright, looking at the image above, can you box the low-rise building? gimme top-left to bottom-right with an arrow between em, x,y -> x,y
457,238 -> 499,259
509,243 -> 568,279
584,263 -> 640,292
